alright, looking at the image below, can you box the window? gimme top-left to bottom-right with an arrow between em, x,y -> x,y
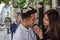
57,0 -> 60,13
58,0 -> 60,6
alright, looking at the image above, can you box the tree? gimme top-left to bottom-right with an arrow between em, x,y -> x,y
1,0 -> 10,7
12,0 -> 27,19
44,0 -> 51,5
44,0 -> 51,12
2,0 -> 10,5
4,17 -> 12,34
12,0 -> 26,10
4,17 -> 12,24
0,0 -> 2,4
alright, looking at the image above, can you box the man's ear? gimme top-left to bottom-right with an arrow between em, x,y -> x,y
31,14 -> 34,17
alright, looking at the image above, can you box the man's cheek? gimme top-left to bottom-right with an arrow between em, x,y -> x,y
32,18 -> 35,22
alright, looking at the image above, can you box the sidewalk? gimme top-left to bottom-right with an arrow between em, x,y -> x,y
0,28 -> 11,40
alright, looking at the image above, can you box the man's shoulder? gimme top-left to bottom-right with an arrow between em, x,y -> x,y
15,24 -> 21,31
29,27 -> 35,34
14,24 -> 21,33
29,27 -> 33,31
13,26 -> 21,40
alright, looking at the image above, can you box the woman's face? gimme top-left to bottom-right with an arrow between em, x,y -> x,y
43,14 -> 49,27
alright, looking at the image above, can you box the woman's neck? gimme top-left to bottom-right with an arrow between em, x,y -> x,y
45,26 -> 50,34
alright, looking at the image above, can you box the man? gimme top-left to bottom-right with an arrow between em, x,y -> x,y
13,7 -> 37,40
10,22 -> 18,40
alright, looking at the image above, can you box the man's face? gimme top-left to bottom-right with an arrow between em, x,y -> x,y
27,14 -> 36,27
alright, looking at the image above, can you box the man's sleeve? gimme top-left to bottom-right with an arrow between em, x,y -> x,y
34,33 -> 37,40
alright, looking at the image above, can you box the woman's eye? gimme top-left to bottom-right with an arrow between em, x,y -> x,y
46,18 -> 49,21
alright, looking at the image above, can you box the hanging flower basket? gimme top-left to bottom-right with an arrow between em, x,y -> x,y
44,0 -> 51,5
12,0 -> 26,9
4,17 -> 12,24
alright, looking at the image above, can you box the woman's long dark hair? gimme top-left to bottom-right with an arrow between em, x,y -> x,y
44,9 -> 60,40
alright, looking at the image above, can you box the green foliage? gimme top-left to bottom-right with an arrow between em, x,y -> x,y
44,0 -> 51,5
2,0 -> 10,5
2,0 -> 10,3
0,0 -> 2,3
0,0 -> 10,7
5,17 -> 12,23
12,0 -> 26,9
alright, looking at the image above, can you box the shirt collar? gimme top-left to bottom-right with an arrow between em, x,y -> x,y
20,24 -> 29,32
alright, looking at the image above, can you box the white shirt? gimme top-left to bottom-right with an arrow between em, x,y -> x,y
13,24 -> 37,40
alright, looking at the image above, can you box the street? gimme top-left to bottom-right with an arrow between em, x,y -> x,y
0,28 -> 11,40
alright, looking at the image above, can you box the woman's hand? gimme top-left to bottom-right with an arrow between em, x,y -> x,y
33,25 -> 43,39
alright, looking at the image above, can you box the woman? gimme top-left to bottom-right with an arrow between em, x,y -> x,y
33,9 -> 60,40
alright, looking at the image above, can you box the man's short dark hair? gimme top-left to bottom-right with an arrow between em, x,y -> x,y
21,7 -> 37,20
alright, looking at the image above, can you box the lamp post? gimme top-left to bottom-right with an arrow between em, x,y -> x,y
38,0 -> 44,30
37,0 -> 44,40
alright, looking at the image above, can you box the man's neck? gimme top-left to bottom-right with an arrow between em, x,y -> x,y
22,22 -> 29,29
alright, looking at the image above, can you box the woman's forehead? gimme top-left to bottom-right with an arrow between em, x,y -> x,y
44,14 -> 49,19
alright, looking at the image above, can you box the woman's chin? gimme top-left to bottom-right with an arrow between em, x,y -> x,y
43,24 -> 48,26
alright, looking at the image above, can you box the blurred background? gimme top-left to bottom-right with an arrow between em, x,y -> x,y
0,0 -> 60,40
